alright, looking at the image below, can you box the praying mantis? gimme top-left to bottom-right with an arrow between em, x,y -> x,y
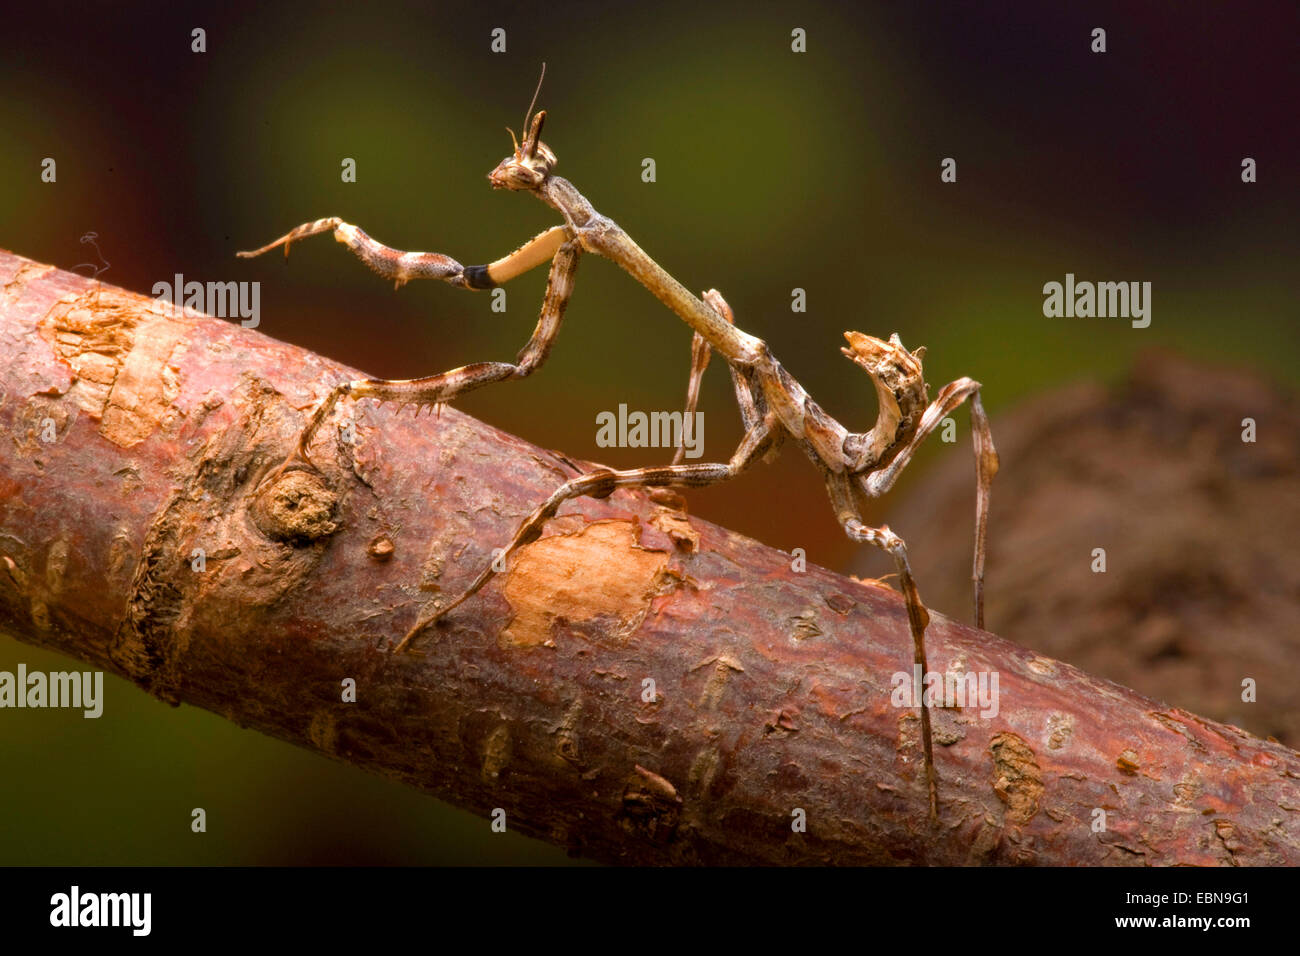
237,71 -> 999,823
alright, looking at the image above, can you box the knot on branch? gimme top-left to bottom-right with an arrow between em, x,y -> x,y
251,470 -> 340,544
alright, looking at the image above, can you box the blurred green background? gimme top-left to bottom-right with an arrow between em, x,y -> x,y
1,0 -> 1295,863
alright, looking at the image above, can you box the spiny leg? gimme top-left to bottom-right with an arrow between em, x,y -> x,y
671,290 -> 759,465
238,218 -> 567,291
825,472 -> 939,823
671,331 -> 710,466
857,378 -> 999,628
396,411 -> 781,653
967,392 -> 998,628
262,240 -> 582,482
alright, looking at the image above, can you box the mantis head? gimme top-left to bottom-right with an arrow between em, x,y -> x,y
490,110 -> 557,190
841,331 -> 930,468
489,65 -> 556,190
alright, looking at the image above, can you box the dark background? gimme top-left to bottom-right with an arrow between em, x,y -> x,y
1,1 -> 1296,863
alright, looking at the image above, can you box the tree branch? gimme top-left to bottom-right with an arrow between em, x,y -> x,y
2,249 -> 1298,865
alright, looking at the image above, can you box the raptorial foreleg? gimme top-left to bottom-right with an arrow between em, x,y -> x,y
858,379 -> 999,628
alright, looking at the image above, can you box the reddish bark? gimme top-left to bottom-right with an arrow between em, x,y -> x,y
2,250 -> 1298,865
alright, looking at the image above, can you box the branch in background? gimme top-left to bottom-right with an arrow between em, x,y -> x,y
1,250 -> 1297,865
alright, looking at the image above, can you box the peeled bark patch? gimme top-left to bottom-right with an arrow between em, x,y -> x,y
502,520 -> 669,647
990,732 -> 1044,825
38,288 -> 190,447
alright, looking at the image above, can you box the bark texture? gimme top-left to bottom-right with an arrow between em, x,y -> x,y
2,249 -> 1298,866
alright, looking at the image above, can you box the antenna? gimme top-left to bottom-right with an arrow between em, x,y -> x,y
523,62 -> 547,135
